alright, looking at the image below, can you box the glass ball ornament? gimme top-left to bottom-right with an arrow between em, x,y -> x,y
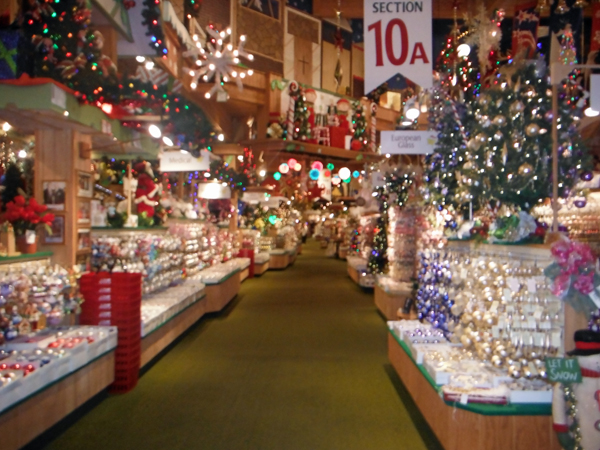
580,171 -> 594,182
481,115 -> 491,128
493,115 -> 507,126
510,101 -> 525,114
468,138 -> 481,150
311,161 -> 324,171
518,163 -> 533,175
309,169 -> 320,180
574,199 -> 587,208
525,123 -> 540,137
288,158 -> 297,168
279,163 -> 289,174
293,163 -> 302,172
479,94 -> 490,106
338,167 -> 351,180
493,131 -> 504,141
476,133 -> 487,143
544,110 -> 553,122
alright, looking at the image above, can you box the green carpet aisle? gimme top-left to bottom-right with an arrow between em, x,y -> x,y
43,240 -> 439,450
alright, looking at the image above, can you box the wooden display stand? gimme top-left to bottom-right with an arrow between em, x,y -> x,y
0,351 -> 115,450
254,260 -> 269,276
205,272 -> 241,313
388,334 -> 560,450
239,267 -> 250,282
269,253 -> 290,270
140,296 -> 207,368
347,265 -> 359,284
374,284 -> 411,320
288,249 -> 298,265
338,247 -> 348,260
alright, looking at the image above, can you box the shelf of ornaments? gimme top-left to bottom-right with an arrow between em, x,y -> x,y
0,325 -> 118,450
390,240 -> 560,409
0,251 -> 54,266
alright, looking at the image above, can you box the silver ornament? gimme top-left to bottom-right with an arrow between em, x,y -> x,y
493,115 -> 507,126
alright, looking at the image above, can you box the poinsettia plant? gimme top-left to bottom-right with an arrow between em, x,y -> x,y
2,195 -> 54,236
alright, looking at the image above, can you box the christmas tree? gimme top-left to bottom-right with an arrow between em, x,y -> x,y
461,59 -> 592,211
367,186 -> 388,275
21,0 -> 119,103
351,100 -> 369,151
292,89 -> 311,141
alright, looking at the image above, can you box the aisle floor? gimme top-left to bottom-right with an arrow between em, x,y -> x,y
41,240 -> 440,450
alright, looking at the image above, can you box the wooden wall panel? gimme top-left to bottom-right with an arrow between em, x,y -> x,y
321,41 -> 351,95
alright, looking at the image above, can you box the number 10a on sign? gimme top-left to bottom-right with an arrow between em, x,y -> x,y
364,0 -> 433,93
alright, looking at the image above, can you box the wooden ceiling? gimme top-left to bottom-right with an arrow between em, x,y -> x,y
313,0 -> 594,19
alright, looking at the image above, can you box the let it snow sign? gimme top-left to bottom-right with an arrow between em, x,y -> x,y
364,0 -> 433,93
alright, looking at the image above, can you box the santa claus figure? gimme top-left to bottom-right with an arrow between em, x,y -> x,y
553,329 -> 600,450
134,161 -> 159,217
336,98 -> 351,131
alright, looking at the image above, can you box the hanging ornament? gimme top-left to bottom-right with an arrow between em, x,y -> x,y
518,163 -> 533,175
535,0 -> 549,14
481,115 -> 492,128
468,138 -> 481,150
555,0 -> 570,14
510,101 -> 525,114
493,130 -> 504,141
476,132 -> 488,143
525,123 -> 540,136
185,26 -> 254,100
580,171 -> 594,182
501,143 -> 508,165
493,115 -> 507,126
574,198 -> 587,208
479,94 -> 490,106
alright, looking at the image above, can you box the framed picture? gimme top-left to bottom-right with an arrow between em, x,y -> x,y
77,171 -> 94,198
77,199 -> 91,224
43,181 -> 66,211
43,215 -> 65,244
77,228 -> 91,250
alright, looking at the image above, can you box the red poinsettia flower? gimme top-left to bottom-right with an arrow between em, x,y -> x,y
2,196 -> 55,235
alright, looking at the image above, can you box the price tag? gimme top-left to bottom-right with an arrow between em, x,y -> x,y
459,393 -> 469,405
526,278 -> 537,293
503,288 -> 513,302
491,326 -> 500,338
489,301 -> 500,314
551,331 -> 562,349
507,277 -> 520,292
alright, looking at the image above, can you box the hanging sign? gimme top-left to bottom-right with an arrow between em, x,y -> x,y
364,0 -> 432,93
380,130 -> 437,155
160,150 -> 210,172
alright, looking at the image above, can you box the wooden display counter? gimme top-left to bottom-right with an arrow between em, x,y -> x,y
141,296 -> 207,368
0,351 -> 115,450
254,260 -> 269,275
347,265 -> 359,284
388,333 -> 559,450
338,247 -> 348,260
374,284 -> 411,320
239,267 -> 250,282
205,271 -> 241,313
269,251 -> 290,270
288,248 -> 298,265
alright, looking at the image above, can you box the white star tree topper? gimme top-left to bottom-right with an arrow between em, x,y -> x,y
184,25 -> 254,99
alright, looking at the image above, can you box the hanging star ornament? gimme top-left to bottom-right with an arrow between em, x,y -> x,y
184,25 -> 254,100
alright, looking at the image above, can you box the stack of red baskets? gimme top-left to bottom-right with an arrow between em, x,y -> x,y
79,272 -> 142,393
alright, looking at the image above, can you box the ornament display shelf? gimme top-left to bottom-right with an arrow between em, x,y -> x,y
0,326 -> 117,450
346,256 -> 375,289
374,276 -> 412,320
0,251 -> 53,265
140,280 -> 207,368
254,252 -> 270,276
192,260 -> 243,313
91,227 -> 169,233
388,331 -> 559,450
269,249 -> 290,270
214,139 -> 383,164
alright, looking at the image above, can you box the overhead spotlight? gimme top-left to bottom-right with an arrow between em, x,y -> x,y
259,169 -> 267,177
2,122 -> 11,132
162,136 -> 174,146
18,149 -> 27,158
136,56 -> 146,63
145,61 -> 154,70
405,106 -> 420,120
149,124 -> 162,138
217,133 -> 225,141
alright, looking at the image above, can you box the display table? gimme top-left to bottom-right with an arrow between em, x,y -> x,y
140,280 -> 207,368
254,252 -> 270,276
288,247 -> 298,265
374,277 -> 412,320
346,256 -> 375,288
0,326 -> 117,450
231,257 -> 251,282
388,331 -> 559,450
195,261 -> 241,313
269,249 -> 290,270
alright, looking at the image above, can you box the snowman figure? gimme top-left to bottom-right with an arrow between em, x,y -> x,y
553,329 -> 600,450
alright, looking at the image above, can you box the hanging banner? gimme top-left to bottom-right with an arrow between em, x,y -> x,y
380,130 -> 437,155
592,2 -> 600,52
160,150 -> 210,172
363,0 -> 432,93
317,170 -> 332,201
